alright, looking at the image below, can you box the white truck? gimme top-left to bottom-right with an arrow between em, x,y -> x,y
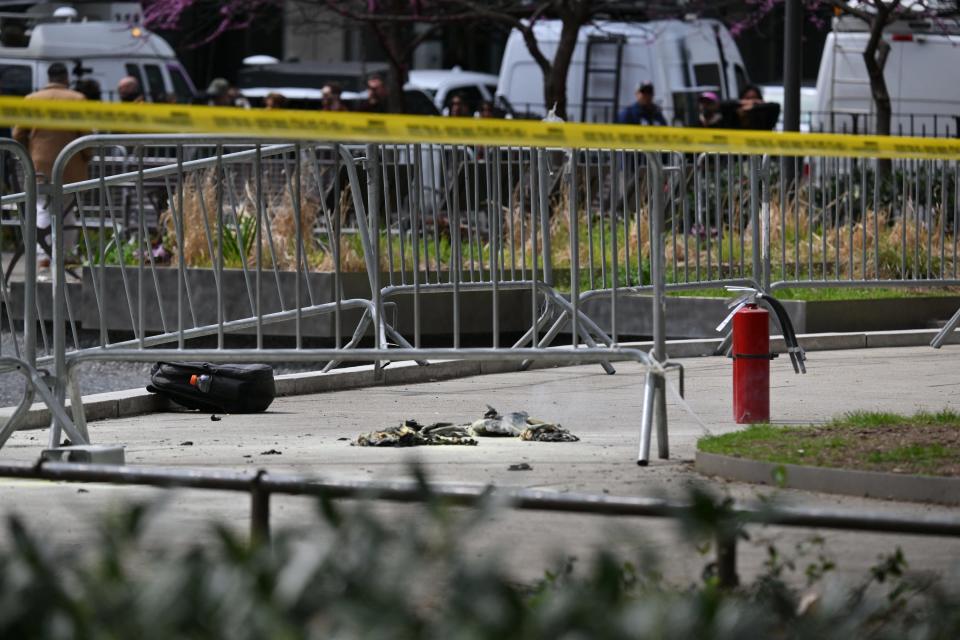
0,2 -> 196,102
813,13 -> 960,137
496,18 -> 748,124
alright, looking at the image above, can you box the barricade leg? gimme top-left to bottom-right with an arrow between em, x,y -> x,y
931,306 -> 960,348
637,370 -> 657,465
647,153 -> 669,461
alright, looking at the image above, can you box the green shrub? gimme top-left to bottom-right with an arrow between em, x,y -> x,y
0,482 -> 958,639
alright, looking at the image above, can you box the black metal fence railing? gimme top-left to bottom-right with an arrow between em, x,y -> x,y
5,461 -> 960,588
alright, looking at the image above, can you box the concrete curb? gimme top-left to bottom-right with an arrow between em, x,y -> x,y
2,329 -> 957,430
696,451 -> 960,506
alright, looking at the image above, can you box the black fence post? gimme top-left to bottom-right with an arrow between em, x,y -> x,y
250,470 -> 271,545
715,527 -> 739,589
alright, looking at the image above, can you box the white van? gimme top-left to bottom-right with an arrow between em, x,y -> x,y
813,14 -> 960,136
496,19 -> 748,124
0,3 -> 196,102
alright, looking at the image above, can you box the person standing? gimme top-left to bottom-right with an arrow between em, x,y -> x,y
321,82 -> 349,111
117,76 -> 144,103
12,63 -> 90,274
75,78 -> 102,102
446,93 -> 470,117
361,75 -> 390,113
264,92 -> 287,109
617,83 -> 666,126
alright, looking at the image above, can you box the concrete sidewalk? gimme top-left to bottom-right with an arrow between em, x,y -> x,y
1,345 -> 959,584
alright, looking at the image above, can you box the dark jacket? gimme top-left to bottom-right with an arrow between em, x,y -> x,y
617,102 -> 667,126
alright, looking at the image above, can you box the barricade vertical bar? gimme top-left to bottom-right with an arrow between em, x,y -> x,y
294,143 -> 303,349
749,156 -> 761,286
255,144 -> 263,350
367,144 -> 383,376
20,147 -> 36,367
530,149 -> 540,347
216,146 -> 225,349
585,150 -> 595,290
609,150 -> 619,344
334,145 -> 342,349
450,146 -> 461,349
176,145 -> 185,349
634,152 -> 644,286
760,156 -> 772,291
538,148 -> 553,286
137,146 -> 146,348
467,149 -> 477,282
412,144 -> 422,349
621,151 -> 631,286
507,147 -> 517,280
647,153 -> 668,460
427,144 -> 441,281
382,149 -> 396,286
49,177 -> 65,447
96,147 -> 107,347
569,149 -> 579,348
489,147 -> 500,348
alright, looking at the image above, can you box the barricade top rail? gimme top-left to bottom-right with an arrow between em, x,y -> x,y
2,97 -> 960,161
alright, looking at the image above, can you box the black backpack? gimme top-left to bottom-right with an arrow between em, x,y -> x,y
147,362 -> 276,413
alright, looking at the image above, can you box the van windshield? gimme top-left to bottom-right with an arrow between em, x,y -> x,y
0,64 -> 31,96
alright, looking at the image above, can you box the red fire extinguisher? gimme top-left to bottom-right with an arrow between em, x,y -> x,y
732,304 -> 770,423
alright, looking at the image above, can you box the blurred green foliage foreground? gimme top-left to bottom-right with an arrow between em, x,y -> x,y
1,481 -> 959,639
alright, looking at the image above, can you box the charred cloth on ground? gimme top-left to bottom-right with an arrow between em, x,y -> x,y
354,406 -> 579,447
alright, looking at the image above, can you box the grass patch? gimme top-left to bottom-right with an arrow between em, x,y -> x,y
699,410 -> 960,476
670,287 -> 960,301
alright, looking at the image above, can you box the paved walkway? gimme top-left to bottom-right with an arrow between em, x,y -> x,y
1,345 -> 959,584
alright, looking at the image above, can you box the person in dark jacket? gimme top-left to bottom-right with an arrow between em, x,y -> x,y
617,83 -> 667,126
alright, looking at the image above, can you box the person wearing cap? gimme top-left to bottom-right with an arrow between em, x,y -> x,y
617,82 -> 666,126
698,91 -> 726,128
12,62 -> 91,275
206,77 -> 233,107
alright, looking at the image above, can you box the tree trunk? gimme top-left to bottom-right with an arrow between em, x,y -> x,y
863,16 -> 893,179
542,16 -> 582,121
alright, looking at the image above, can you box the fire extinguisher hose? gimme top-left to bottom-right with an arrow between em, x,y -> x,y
757,292 -> 807,374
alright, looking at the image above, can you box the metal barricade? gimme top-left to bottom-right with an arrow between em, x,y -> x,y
36,134 -> 668,463
0,140 -> 75,448
333,143 -> 618,372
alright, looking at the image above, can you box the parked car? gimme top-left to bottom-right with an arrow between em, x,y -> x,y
813,13 -> 960,136
496,18 -> 749,124
406,68 -> 500,115
0,4 -> 196,102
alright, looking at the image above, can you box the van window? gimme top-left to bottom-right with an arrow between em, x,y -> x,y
0,64 -> 32,96
693,64 -> 721,92
124,63 -> 144,99
168,66 -> 194,103
144,64 -> 165,102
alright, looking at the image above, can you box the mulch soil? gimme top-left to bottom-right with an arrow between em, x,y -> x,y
742,424 -> 960,477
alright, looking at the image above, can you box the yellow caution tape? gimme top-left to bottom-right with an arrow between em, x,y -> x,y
1,97 -> 959,160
